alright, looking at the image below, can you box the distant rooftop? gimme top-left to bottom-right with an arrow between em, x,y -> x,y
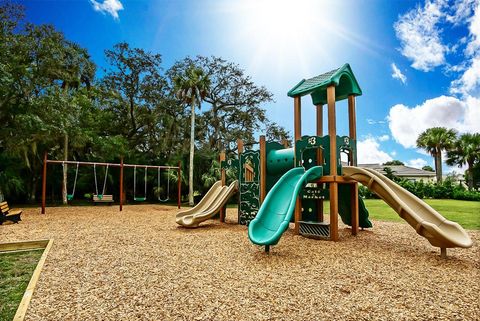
359,164 -> 436,177
287,63 -> 362,105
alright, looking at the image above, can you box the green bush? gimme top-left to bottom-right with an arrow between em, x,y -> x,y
360,177 -> 480,201
452,189 -> 480,201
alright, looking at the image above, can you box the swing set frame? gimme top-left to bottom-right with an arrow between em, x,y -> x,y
41,153 -> 182,214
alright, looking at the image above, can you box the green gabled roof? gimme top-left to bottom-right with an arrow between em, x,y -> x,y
287,63 -> 362,105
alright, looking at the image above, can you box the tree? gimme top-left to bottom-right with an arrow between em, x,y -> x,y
416,127 -> 457,183
167,56 -> 277,150
173,66 -> 210,205
446,133 -> 480,190
383,167 -> 398,181
0,3 -> 97,201
422,165 -> 435,172
102,42 -> 168,149
383,160 -> 404,166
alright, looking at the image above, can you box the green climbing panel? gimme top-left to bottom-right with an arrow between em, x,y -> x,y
239,150 -> 260,225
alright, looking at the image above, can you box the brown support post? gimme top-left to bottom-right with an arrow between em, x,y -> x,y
177,161 -> 182,209
293,96 -> 302,235
327,85 -> 339,241
316,104 -> 324,222
41,152 -> 47,214
120,157 -> 124,212
219,152 -> 226,222
348,95 -> 357,166
237,139 -> 243,224
351,182 -> 359,235
237,139 -> 244,154
294,96 -> 302,143
259,135 -> 266,204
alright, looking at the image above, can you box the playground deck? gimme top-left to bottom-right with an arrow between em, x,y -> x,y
2,205 -> 479,321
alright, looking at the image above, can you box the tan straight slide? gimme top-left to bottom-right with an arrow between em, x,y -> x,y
343,166 -> 472,249
176,180 -> 238,227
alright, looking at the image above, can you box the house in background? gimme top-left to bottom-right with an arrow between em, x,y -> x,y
359,164 -> 437,183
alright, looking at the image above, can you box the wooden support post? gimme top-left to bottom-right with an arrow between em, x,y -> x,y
219,151 -> 226,222
293,96 -> 302,234
316,104 -> 324,222
348,95 -> 357,166
327,85 -> 338,241
351,182 -> 359,235
237,139 -> 243,224
440,247 -> 447,258
237,139 -> 244,154
294,96 -> 302,143
177,161 -> 182,209
41,152 -> 47,214
259,135 -> 267,205
120,157 -> 124,212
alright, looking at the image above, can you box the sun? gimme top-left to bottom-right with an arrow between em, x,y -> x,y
218,0 -> 340,76
241,0 -> 318,46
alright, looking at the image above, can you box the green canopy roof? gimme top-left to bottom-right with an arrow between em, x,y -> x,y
287,63 -> 362,105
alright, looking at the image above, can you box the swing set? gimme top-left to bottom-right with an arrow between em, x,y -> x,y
41,153 -> 182,214
133,166 -> 171,202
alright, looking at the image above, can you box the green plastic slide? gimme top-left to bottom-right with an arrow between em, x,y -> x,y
338,184 -> 373,228
248,166 -> 323,250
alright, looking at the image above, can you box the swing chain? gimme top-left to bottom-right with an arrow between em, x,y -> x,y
158,167 -> 170,202
94,164 -> 99,196
102,164 -> 109,196
71,162 -> 79,197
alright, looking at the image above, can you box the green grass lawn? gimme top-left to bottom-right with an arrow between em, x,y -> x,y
0,250 -> 43,321
362,199 -> 480,230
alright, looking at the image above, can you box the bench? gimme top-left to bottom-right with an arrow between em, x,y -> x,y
0,201 -> 22,225
93,194 -> 114,204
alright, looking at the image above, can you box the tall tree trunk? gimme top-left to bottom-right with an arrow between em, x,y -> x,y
30,175 -> 37,203
435,148 -> 442,184
129,97 -> 137,136
467,160 -> 474,191
29,155 -> 37,202
189,103 -> 195,206
62,134 -> 68,204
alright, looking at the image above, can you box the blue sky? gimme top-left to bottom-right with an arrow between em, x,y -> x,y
25,0 -> 480,173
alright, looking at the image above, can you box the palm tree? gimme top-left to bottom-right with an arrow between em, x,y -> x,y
446,133 -> 480,190
416,127 -> 457,183
173,67 -> 210,205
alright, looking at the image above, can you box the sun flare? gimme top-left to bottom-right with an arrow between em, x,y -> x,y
220,0 -> 342,76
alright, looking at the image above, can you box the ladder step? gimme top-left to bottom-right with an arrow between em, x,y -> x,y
299,221 -> 330,239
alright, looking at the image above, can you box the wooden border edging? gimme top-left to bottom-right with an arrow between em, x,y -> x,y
0,239 -> 54,321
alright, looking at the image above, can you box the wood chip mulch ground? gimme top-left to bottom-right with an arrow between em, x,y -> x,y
1,205 -> 479,321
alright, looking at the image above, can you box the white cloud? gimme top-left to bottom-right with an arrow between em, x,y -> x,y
451,2 -> 480,96
416,148 -> 431,156
406,158 -> 428,168
388,95 -> 480,149
447,0 -> 478,25
394,0 -> 447,71
91,0 -> 123,20
390,151 -> 397,157
366,118 -> 386,125
451,57 -> 480,96
378,134 -> 390,142
357,137 -> 393,164
465,0 -> 480,55
391,63 -> 407,84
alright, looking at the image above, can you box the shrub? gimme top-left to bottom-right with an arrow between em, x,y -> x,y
452,189 -> 480,201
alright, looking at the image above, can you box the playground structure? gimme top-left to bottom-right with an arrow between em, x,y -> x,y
41,153 -> 182,214
179,63 -> 473,257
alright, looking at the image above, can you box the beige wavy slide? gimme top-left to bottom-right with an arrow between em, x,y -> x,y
176,180 -> 238,227
343,166 -> 472,249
